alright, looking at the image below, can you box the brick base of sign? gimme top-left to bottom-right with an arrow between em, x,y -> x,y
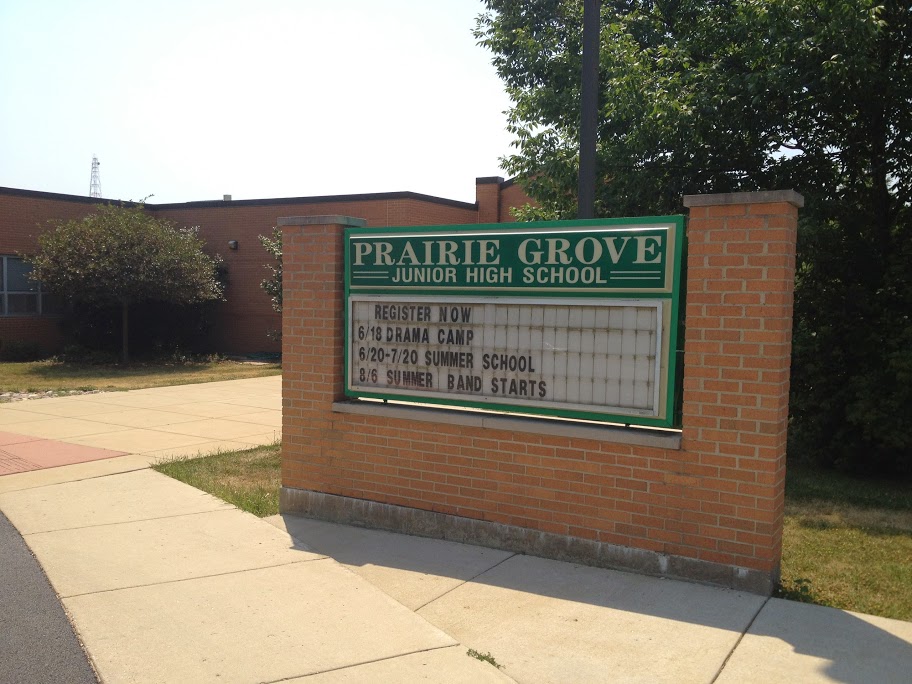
280,191 -> 803,599
280,486 -> 775,595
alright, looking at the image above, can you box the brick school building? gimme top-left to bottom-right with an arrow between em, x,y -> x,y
0,177 -> 529,355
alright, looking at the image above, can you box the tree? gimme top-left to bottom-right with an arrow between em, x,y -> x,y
259,228 -> 282,314
258,228 -> 283,342
477,1 -> 912,475
28,204 -> 224,363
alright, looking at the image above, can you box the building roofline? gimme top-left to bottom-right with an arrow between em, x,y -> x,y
0,186 -> 142,206
475,175 -> 521,190
0,186 -> 477,212
148,190 -> 477,211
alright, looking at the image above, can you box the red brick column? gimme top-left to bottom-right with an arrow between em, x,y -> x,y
475,176 -> 503,224
278,216 -> 366,489
681,190 -> 802,574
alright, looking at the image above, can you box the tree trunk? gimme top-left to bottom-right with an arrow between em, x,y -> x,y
121,300 -> 129,364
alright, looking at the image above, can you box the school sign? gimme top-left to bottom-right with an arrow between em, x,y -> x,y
344,217 -> 685,427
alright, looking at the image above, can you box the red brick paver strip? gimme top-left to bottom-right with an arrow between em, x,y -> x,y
0,431 -> 127,476
0,432 -> 42,446
0,453 -> 42,475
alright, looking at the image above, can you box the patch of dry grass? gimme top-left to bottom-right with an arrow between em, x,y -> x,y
786,500 -> 912,533
153,443 -> 282,517
0,359 -> 281,395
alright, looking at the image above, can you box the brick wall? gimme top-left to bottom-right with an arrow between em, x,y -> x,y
152,195 -> 482,353
475,176 -> 537,224
0,318 -> 63,357
279,191 -> 802,594
0,190 -> 107,354
0,183 -> 534,355
498,179 -> 535,222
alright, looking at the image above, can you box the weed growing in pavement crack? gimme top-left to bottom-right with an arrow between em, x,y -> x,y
467,648 -> 503,669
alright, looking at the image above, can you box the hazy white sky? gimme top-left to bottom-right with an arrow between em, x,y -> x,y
0,0 -> 514,205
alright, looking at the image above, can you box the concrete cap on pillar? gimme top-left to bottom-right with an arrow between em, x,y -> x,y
683,190 -> 804,208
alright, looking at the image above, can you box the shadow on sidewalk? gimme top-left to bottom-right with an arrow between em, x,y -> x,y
276,513 -> 912,684
718,598 -> 912,683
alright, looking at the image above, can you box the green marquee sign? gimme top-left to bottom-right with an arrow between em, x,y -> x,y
349,225 -> 672,293
344,217 -> 685,428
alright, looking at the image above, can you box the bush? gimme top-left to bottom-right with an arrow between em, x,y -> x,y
61,344 -> 118,365
28,203 -> 224,362
0,340 -> 43,362
789,207 -> 912,478
57,298 -> 221,362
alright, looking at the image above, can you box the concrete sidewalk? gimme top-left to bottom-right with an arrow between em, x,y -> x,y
1,379 -> 911,683
0,375 -> 280,480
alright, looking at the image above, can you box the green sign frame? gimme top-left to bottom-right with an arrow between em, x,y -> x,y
343,217 -> 685,428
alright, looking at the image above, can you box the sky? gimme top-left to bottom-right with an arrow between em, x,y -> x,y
0,0 -> 514,205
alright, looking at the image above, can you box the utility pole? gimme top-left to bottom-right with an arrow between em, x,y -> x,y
90,155 -> 102,198
578,0 -> 600,219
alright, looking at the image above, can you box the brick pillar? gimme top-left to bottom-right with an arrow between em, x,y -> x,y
681,190 -> 802,579
475,176 -> 503,224
278,215 -> 366,490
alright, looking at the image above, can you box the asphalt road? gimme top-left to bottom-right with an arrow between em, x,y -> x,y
0,510 -> 97,684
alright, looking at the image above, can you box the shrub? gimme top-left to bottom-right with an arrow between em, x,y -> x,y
0,340 -> 43,362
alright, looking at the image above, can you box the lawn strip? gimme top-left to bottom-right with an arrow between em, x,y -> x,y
779,511 -> 912,620
0,360 -> 281,395
152,444 -> 282,517
778,466 -> 912,620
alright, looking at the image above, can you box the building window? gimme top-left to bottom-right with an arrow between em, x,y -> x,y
1,256 -> 60,316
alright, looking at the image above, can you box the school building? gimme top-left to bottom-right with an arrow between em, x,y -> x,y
0,177 -> 531,355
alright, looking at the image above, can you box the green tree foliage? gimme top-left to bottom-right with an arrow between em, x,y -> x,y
28,204 -> 224,362
477,1 -> 912,475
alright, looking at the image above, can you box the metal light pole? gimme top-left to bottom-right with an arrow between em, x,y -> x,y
578,0 -> 600,219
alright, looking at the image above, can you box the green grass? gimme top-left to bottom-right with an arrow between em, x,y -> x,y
153,444 -> 282,517
0,359 -> 281,395
153,448 -> 912,620
778,465 -> 912,620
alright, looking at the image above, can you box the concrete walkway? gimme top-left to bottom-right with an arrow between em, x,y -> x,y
0,376 -> 280,481
1,377 -> 911,683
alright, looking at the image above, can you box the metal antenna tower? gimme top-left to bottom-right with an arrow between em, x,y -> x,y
89,155 -> 102,198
